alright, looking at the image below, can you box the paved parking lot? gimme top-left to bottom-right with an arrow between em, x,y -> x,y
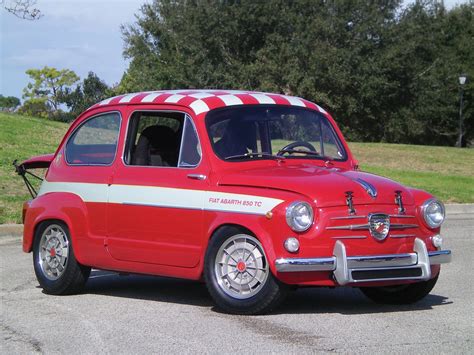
1,215 -> 473,354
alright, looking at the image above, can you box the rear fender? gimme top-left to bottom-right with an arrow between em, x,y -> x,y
23,192 -> 90,265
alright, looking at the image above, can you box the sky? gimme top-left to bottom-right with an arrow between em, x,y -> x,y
1,0 -> 144,99
0,0 -> 468,100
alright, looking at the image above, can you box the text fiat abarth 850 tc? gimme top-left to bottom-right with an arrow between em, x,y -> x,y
17,90 -> 452,314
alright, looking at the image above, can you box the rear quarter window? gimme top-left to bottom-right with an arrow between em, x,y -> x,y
65,112 -> 121,165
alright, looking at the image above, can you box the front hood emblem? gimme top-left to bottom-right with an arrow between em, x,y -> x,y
368,213 -> 390,241
355,178 -> 377,198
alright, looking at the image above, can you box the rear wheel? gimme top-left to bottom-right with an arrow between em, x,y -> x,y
359,273 -> 439,305
204,227 -> 288,315
33,221 -> 90,295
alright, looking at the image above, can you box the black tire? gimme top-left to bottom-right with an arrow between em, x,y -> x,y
33,221 -> 91,295
204,226 -> 288,315
359,273 -> 439,305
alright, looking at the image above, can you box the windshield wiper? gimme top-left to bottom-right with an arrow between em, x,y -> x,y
281,149 -> 334,161
225,152 -> 286,161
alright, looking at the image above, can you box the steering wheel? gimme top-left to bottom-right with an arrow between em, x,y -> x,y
277,141 -> 318,156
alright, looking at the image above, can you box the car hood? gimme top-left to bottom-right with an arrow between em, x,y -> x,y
218,164 -> 414,207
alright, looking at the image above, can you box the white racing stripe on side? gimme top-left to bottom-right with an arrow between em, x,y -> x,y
38,181 -> 284,215
38,181 -> 108,203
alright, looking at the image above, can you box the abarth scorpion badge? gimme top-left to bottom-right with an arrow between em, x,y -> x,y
368,213 -> 390,241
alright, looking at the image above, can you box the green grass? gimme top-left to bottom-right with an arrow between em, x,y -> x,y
0,112 -> 473,224
349,142 -> 474,203
0,113 -> 69,224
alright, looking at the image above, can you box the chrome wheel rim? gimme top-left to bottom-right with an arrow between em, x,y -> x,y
214,234 -> 269,300
38,224 -> 69,280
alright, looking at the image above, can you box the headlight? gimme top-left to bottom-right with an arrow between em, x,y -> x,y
286,201 -> 313,232
422,199 -> 445,228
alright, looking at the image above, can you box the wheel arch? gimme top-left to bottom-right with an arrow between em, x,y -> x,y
201,220 -> 278,277
23,192 -> 91,266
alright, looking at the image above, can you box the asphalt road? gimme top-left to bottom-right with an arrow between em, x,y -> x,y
1,215 -> 473,354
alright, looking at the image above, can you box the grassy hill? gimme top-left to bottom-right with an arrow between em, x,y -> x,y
1,112 -> 473,223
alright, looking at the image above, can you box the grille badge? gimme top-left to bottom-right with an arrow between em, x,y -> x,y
368,213 -> 390,241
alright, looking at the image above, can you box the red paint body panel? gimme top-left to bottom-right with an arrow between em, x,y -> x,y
21,90 -> 445,287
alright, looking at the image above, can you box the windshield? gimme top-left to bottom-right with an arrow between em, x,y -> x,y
206,105 -> 346,161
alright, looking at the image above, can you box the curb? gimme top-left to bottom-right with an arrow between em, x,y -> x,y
444,204 -> 474,215
1,204 -> 472,238
0,224 -> 23,237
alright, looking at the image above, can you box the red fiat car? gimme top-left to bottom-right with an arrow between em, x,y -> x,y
18,90 -> 451,314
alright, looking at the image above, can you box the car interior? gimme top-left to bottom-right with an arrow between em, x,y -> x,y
126,112 -> 184,167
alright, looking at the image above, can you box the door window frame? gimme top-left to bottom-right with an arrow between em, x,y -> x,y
122,109 -> 202,169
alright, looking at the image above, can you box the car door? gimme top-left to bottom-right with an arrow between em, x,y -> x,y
106,108 -> 208,268
56,111 -> 121,258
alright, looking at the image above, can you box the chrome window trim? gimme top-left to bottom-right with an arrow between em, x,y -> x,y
121,109 -> 202,170
65,110 -> 122,167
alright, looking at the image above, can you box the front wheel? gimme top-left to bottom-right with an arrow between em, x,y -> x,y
204,228 -> 288,314
359,273 -> 439,305
33,221 -> 91,295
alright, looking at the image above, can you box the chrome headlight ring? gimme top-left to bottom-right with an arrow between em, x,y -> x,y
421,198 -> 445,229
286,201 -> 314,232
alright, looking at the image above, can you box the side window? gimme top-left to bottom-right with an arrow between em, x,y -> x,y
66,112 -> 120,165
125,111 -> 197,168
178,117 -> 201,167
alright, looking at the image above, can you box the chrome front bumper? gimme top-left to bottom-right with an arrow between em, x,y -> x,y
275,238 -> 452,285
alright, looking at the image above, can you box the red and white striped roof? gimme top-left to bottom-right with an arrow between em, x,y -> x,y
88,90 -> 328,116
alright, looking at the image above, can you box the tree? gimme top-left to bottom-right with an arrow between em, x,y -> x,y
61,71 -> 110,117
0,95 -> 21,111
121,0 -> 473,146
1,0 -> 42,20
22,66 -> 79,117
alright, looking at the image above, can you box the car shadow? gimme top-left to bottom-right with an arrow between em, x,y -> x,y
83,270 -> 452,315
274,286 -> 452,315
83,270 -> 213,308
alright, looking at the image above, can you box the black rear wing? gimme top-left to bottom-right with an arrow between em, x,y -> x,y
13,154 -> 54,198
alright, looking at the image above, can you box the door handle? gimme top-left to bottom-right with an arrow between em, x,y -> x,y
187,174 -> 207,180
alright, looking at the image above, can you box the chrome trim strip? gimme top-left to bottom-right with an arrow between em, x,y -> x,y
331,235 -> 367,239
391,223 -> 419,229
389,214 -> 415,218
275,257 -> 335,272
347,253 -> 417,269
121,202 -> 264,216
389,234 -> 416,238
428,250 -> 452,264
326,224 -> 369,230
187,174 -> 207,180
330,215 -> 366,220
327,223 -> 418,231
